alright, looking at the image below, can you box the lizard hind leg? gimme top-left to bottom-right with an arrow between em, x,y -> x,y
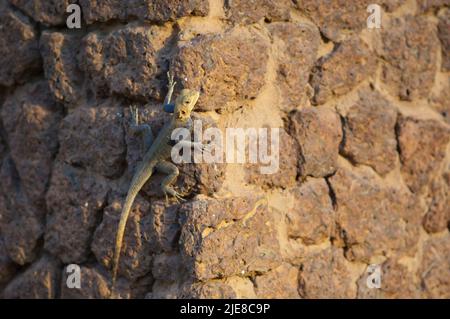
156,161 -> 185,203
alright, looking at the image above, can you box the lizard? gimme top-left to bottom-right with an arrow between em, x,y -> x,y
110,71 -> 206,297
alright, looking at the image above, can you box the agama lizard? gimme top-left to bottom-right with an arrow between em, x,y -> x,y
110,72 -> 206,296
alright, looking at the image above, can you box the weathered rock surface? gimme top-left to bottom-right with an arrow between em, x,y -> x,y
417,0 -> 450,12
298,247 -> 356,298
0,156 -> 44,265
9,0 -> 69,26
0,3 -> 41,86
80,0 -> 209,24
429,78 -> 450,124
0,81 -> 62,265
2,255 -> 60,299
295,0 -> 404,41
438,9 -> 450,71
423,175 -> 450,234
171,27 -> 269,112
381,16 -> 438,101
311,38 -> 376,105
1,81 -> 62,205
80,24 -> 174,101
245,129 -> 299,189
0,0 -> 448,300
288,107 -> 342,178
40,31 -> 84,106
397,116 -> 450,194
340,89 -> 398,175
58,104 -> 126,178
225,0 -> 293,25
254,263 -> 300,298
91,196 -> 154,281
286,178 -> 334,245
268,22 -> 320,110
357,259 -> 418,298
330,167 -> 422,263
45,163 -> 110,263
419,235 -> 450,298
60,265 -> 111,299
0,238 -> 17,287
179,196 -> 281,281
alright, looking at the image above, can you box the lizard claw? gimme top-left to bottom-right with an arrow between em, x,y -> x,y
167,71 -> 176,89
193,142 -> 211,154
129,105 -> 139,126
163,186 -> 185,204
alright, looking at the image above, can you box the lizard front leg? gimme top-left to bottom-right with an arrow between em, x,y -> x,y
129,105 -> 154,152
155,160 -> 185,203
163,71 -> 176,113
176,140 -> 211,154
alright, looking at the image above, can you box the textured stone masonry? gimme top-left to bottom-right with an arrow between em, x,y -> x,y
0,0 -> 449,299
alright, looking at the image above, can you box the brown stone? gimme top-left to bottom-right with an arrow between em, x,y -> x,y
429,78 -> 450,124
91,196 -> 154,281
288,107 -> 342,178
311,38 -> 377,105
166,113 -> 226,196
330,167 -> 422,262
171,28 -> 269,112
286,178 -> 334,245
59,104 -> 126,178
381,16 -> 438,101
254,263 -> 300,298
0,3 -> 41,86
40,31 -> 84,106
0,237 -> 17,287
9,0 -> 69,26
1,80 -> 62,205
152,252 -> 184,282
417,0 -> 450,12
225,0 -> 293,24
80,24 -> 174,100
60,265 -> 111,299
357,259 -> 418,298
341,89 -> 397,176
179,196 -> 281,281
45,162 -> 110,263
147,200 -> 181,253
397,116 -> 450,194
423,176 -> 450,233
419,235 -> 450,298
295,0 -> 405,42
2,255 -> 60,299
268,22 -> 320,110
0,156 -> 43,265
245,129 -> 299,189
298,247 -> 355,298
179,280 -> 237,299
438,9 -> 450,71
80,0 -> 209,24
0,81 -> 61,265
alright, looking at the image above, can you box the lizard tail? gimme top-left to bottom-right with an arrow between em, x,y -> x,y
110,163 -> 155,298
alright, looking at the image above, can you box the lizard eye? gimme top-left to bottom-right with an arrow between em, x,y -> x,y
184,100 -> 190,104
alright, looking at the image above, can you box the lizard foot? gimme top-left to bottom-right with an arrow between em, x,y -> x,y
193,142 -> 211,154
167,71 -> 176,90
129,105 -> 139,126
163,186 -> 185,204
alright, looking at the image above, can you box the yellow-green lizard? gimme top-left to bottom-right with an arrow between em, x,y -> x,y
110,72 -> 205,296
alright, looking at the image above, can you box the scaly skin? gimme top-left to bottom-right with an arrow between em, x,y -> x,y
110,72 -> 203,297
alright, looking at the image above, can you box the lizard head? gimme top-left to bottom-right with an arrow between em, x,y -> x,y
174,89 -> 200,121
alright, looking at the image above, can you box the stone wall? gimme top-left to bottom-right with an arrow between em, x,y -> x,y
0,0 -> 449,298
